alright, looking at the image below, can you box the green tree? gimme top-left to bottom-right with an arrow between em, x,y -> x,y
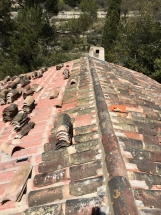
58,0 -> 65,10
67,13 -> 91,34
102,0 -> 122,61
64,0 -> 81,7
121,0 -> 129,17
0,0 -> 14,48
123,15 -> 161,81
0,0 -> 58,79
80,0 -> 98,22
62,0 -> 98,35
110,0 -> 161,82
17,0 -> 59,14
9,7 -> 55,72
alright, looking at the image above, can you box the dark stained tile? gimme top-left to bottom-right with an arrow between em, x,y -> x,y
130,159 -> 157,174
65,197 -> 104,215
34,169 -> 67,188
69,161 -> 102,181
108,176 -> 138,215
69,176 -> 104,196
140,208 -> 161,215
24,203 -> 64,215
134,189 -> 161,209
118,137 -> 143,150
39,149 -> 100,174
28,185 -> 64,207
70,150 -> 100,165
127,148 -> 161,162
38,156 -> 70,174
133,172 -> 161,189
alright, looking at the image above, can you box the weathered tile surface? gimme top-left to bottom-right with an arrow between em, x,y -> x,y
1,55 -> 161,215
92,57 -> 161,214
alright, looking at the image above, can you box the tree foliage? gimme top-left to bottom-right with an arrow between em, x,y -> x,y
60,0 -> 98,35
121,2 -> 161,82
64,0 -> 81,7
10,7 -> 55,71
103,0 -> 161,82
16,0 -> 59,14
80,0 -> 98,21
0,0 -> 14,48
0,0 -> 58,79
102,0 -> 122,61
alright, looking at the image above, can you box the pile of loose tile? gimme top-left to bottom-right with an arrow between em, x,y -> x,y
17,77 -> 30,88
22,84 -> 43,99
54,113 -> 72,150
3,76 -> 11,83
62,69 -> 70,79
2,103 -> 18,122
7,79 -> 18,89
10,110 -> 29,132
22,85 -> 34,99
56,63 -> 64,70
32,67 -> 48,79
6,89 -> 21,103
22,96 -> 35,114
14,121 -> 35,139
0,68 -> 47,105
32,70 -> 42,79
31,84 -> 43,93
23,84 -> 31,92
0,89 -> 9,105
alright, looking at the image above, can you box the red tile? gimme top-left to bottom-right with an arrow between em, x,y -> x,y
92,127 -> 98,132
0,136 -> 12,144
63,98 -> 77,104
61,102 -> 77,111
0,170 -> 15,183
75,114 -> 93,127
12,147 -> 40,158
29,114 -> 49,122
109,105 -> 127,113
126,106 -> 143,113
33,120 -> 48,127
34,154 -> 42,164
0,160 -> 16,171
1,127 -> 12,136
0,201 -> 16,210
20,132 -> 43,142
0,183 -> 8,196
26,127 -> 44,136
32,165 -> 39,175
123,131 -> 143,140
30,154 -> 42,166
19,138 -> 43,149
13,213 -> 23,215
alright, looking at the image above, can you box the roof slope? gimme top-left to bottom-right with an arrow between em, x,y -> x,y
0,56 -> 161,215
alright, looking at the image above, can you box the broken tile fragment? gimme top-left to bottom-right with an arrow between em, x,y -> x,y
1,163 -> 32,203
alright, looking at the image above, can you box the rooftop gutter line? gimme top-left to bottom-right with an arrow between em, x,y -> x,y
88,56 -> 139,215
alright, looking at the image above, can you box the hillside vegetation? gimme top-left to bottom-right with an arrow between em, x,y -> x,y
0,0 -> 161,82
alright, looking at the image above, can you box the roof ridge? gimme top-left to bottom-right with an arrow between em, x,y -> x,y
88,56 -> 139,215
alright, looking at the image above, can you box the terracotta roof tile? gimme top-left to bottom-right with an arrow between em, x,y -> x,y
1,56 -> 161,214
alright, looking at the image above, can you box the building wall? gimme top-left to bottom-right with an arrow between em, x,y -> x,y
89,46 -> 105,61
